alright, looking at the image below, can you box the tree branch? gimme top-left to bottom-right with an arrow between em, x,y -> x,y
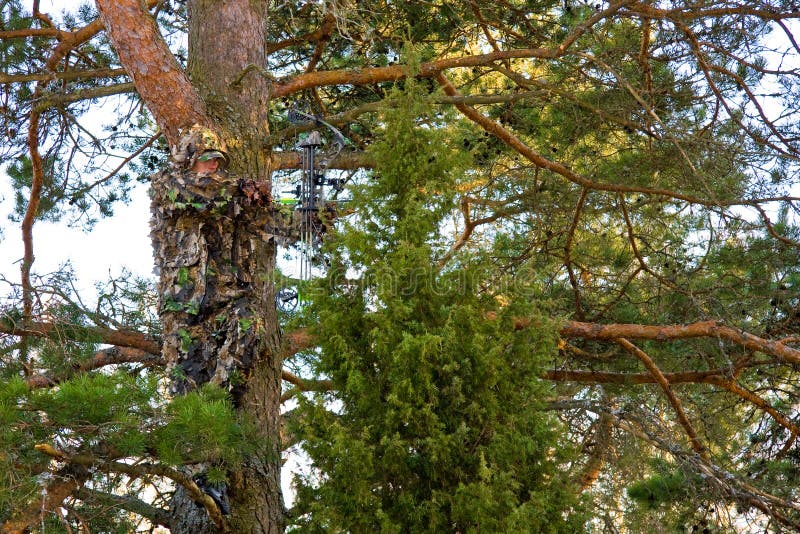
564,188 -> 588,320
576,405 -> 613,491
95,0 -> 210,145
73,487 -> 172,530
616,338 -> 708,458
557,320 -> 800,365
271,150 -> 374,170
265,13 -> 336,54
703,376 -> 800,440
1,464 -> 90,534
101,460 -> 228,532
0,317 -> 161,354
0,67 -> 128,84
26,346 -> 164,389
33,82 -> 137,112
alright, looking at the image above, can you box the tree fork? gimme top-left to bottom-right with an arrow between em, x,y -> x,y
95,0 -> 210,144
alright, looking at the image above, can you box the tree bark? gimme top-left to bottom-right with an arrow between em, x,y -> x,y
95,0 -> 209,145
179,2 -> 283,531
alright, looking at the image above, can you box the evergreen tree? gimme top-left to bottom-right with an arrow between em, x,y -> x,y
290,80 -> 584,532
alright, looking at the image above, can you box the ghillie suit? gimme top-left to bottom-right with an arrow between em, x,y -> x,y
150,125 -> 274,398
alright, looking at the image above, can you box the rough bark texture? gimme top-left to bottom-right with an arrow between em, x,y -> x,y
187,0 -> 272,177
95,0 -> 209,145
159,1 -> 283,532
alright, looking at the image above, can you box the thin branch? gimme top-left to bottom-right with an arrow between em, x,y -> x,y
436,71 -> 730,208
73,487 -> 171,529
26,346 -> 163,389
69,131 -> 160,199
265,13 -> 336,54
437,197 -> 504,269
0,67 -> 128,84
618,337 -> 709,459
33,82 -> 137,112
703,376 -> 800,439
618,193 -> 683,291
564,188 -> 588,320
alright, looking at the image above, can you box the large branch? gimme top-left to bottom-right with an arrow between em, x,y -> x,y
272,150 -> 374,170
270,0 -> 631,97
558,320 -> 800,365
95,0 -> 210,145
544,367 -> 736,385
0,318 -> 160,354
576,406 -> 613,491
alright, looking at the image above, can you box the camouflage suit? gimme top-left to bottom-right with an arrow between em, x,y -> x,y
150,125 -> 273,396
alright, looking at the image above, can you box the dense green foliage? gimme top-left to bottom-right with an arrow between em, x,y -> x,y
288,82 -> 584,531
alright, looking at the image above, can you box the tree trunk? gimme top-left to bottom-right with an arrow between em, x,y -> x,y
164,1 -> 283,532
100,0 -> 283,531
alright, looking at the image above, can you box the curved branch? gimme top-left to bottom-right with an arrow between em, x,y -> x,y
616,338 -> 708,458
101,460 -> 227,532
704,376 -> 800,439
436,72 -> 723,207
265,13 -> 336,54
73,487 -> 171,530
95,0 -> 210,145
21,103 -> 44,340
